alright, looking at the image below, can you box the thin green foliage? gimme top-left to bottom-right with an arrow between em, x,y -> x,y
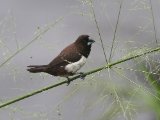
0,17 -> 64,68
137,60 -> 160,119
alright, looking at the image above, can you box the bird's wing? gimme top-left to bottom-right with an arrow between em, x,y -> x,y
48,43 -> 82,68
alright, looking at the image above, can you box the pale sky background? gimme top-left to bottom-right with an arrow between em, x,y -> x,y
0,0 -> 160,120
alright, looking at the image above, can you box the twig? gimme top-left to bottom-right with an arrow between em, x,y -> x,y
109,0 -> 123,62
0,46 -> 160,109
149,0 -> 158,44
89,0 -> 108,63
10,11 -> 20,50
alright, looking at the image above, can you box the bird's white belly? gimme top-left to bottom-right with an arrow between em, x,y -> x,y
65,56 -> 87,73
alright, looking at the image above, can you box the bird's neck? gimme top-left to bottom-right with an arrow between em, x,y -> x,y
77,44 -> 91,58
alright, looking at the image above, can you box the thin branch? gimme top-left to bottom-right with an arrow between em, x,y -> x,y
89,0 -> 108,63
149,0 -> 158,44
10,11 -> 20,50
0,46 -> 160,109
109,0 -> 123,62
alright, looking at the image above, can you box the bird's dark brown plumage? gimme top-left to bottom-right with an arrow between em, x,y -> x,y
27,35 -> 95,77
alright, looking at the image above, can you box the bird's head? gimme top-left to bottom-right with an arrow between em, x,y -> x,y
75,35 -> 95,57
75,35 -> 95,47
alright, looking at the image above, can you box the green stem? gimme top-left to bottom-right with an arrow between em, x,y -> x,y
89,0 -> 108,63
0,47 -> 160,109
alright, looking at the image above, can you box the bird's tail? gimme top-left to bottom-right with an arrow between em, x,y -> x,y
27,65 -> 48,73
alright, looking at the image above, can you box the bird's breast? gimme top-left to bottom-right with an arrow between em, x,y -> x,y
65,56 -> 87,73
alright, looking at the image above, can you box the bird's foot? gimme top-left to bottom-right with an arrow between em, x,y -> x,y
77,72 -> 86,80
66,77 -> 71,86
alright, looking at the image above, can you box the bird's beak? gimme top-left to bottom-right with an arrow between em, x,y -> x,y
88,39 -> 95,43
87,39 -> 95,46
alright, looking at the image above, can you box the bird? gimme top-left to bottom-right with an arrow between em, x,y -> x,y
27,35 -> 95,85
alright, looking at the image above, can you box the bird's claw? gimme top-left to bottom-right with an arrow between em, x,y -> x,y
66,77 -> 71,86
66,72 -> 86,86
78,72 -> 86,80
